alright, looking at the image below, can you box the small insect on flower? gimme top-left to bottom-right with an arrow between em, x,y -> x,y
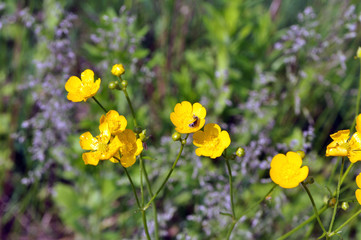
170,101 -> 206,134
189,115 -> 199,128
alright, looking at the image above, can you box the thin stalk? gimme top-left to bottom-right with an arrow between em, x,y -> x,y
227,184 -> 277,239
331,207 -> 361,235
117,160 -> 151,240
339,162 -> 354,187
140,157 -> 144,206
122,87 -> 138,127
301,182 -> 327,233
225,158 -> 236,240
143,136 -> 187,211
119,162 -> 140,208
92,96 -> 107,113
142,157 -> 160,240
328,158 -> 345,235
225,158 -> 236,218
141,211 -> 152,240
277,205 -> 328,240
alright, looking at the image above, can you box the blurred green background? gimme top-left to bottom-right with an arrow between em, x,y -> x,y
2,0 -> 361,239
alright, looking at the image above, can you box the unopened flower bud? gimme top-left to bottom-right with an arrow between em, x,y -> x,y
341,202 -> 349,211
181,139 -> 187,145
236,147 -> 245,157
108,81 -> 120,90
139,130 -> 147,141
111,64 -> 125,77
121,80 -> 128,89
172,132 -> 181,141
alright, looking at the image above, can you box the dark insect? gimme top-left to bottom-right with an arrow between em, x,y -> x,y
189,115 -> 199,128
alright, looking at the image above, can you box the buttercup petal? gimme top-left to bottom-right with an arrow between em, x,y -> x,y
286,151 -> 302,168
67,91 -> 85,102
193,102 -> 206,119
330,130 -> 350,142
65,76 -> 82,92
82,151 -> 101,165
91,78 -> 101,96
79,132 -> 98,150
356,173 -> 361,189
356,189 -> 361,205
120,155 -> 136,168
81,69 -> 95,84
356,114 -> 361,133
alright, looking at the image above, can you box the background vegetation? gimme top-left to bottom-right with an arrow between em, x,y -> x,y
1,0 -> 361,239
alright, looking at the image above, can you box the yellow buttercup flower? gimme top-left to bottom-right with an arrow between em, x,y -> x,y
100,110 -> 127,135
110,129 -> 143,168
65,69 -> 101,102
270,151 -> 309,189
355,173 -> 361,205
325,130 -> 350,157
170,101 -> 206,134
79,122 -> 121,166
326,114 -> 361,163
111,64 -> 125,77
193,123 -> 231,159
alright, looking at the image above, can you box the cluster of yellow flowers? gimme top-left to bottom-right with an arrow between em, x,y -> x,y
170,101 -> 231,159
65,68 -> 143,167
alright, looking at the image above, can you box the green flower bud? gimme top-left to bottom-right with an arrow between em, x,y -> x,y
108,81 -> 116,89
121,80 -> 128,89
341,202 -> 349,211
172,132 -> 181,141
236,147 -> 245,157
139,130 -> 147,142
181,139 -> 187,145
108,81 -> 120,90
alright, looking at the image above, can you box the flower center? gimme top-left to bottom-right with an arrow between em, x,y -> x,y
98,142 -> 109,153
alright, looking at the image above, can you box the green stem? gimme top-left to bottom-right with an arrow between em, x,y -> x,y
143,135 -> 187,211
122,87 -> 138,127
142,157 -> 160,240
328,158 -> 345,235
118,161 -> 151,240
277,205 -> 328,240
339,162 -> 354,187
225,158 -> 236,240
226,184 -> 277,239
120,163 -> 140,208
331,207 -> 361,235
141,211 -> 152,240
92,96 -> 107,113
140,157 -> 144,206
242,183 -> 278,217
225,158 -> 236,218
301,182 -> 327,233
